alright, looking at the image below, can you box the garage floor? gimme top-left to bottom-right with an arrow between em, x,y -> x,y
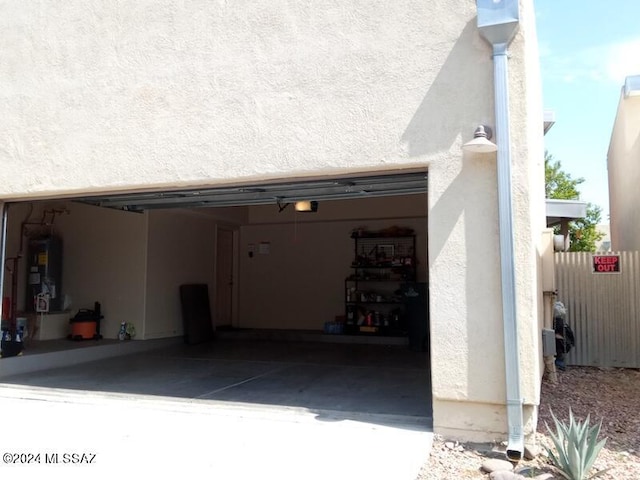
0,337 -> 432,421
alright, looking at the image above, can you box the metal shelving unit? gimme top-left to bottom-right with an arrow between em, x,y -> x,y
344,233 -> 416,335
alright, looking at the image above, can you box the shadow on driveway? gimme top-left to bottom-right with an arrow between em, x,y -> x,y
1,338 -> 432,430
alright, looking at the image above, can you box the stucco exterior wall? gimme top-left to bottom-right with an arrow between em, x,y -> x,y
428,0 -> 545,440
0,0 -> 546,442
517,0 -> 546,425
608,91 -> 640,251
1,0 -> 482,198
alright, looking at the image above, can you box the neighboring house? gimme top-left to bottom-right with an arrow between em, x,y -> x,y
608,75 -> 640,251
595,224 -> 611,252
545,198 -> 587,251
0,1 -> 548,449
543,110 -> 587,251
543,111 -> 588,252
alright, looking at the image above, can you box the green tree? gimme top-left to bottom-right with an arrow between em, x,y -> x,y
545,152 -> 605,252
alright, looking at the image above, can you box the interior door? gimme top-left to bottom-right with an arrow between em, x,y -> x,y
215,226 -> 235,328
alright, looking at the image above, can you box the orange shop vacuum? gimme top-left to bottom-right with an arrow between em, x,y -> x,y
68,302 -> 103,341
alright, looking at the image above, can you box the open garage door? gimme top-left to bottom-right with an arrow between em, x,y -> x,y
72,171 -> 428,212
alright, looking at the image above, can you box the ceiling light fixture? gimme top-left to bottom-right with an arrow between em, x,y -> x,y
294,200 -> 318,212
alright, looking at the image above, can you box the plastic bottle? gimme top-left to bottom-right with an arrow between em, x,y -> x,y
118,321 -> 127,341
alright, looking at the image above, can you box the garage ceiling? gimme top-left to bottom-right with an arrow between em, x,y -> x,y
77,171 -> 427,212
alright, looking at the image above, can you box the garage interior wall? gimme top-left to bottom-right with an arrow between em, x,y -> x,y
145,209 -> 217,339
4,194 -> 426,339
5,202 -> 148,340
144,207 -> 247,339
239,195 -> 427,330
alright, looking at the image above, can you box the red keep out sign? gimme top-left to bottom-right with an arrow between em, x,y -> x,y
592,255 -> 621,274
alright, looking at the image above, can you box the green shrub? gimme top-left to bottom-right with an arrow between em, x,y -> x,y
545,408 -> 609,480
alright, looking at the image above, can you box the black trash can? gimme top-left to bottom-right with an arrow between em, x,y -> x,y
401,282 -> 429,352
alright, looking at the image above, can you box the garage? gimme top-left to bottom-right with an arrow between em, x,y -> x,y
0,171 -> 432,424
0,0 -> 554,448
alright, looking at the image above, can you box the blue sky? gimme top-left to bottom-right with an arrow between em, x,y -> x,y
534,0 -> 640,220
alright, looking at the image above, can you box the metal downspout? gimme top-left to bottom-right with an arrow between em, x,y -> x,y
493,42 -> 524,461
475,0 -> 523,460
0,203 -> 7,323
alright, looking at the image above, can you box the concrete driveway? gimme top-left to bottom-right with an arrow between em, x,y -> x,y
0,338 -> 433,479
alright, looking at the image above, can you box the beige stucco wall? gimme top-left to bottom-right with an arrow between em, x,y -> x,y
608,90 -> 640,251
519,0 -> 546,433
0,0 -> 546,441
428,0 -> 545,440
1,0 -> 478,199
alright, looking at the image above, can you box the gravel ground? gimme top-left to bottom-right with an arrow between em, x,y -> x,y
416,366 -> 640,479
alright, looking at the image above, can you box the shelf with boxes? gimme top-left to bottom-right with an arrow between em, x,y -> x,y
344,231 -> 416,335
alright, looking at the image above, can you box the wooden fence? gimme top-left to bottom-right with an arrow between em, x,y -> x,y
555,251 -> 640,368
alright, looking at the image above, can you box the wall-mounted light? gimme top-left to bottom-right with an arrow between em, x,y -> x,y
294,201 -> 318,212
462,125 -> 497,153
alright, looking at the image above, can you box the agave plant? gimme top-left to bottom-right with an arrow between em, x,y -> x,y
545,408 -> 609,480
